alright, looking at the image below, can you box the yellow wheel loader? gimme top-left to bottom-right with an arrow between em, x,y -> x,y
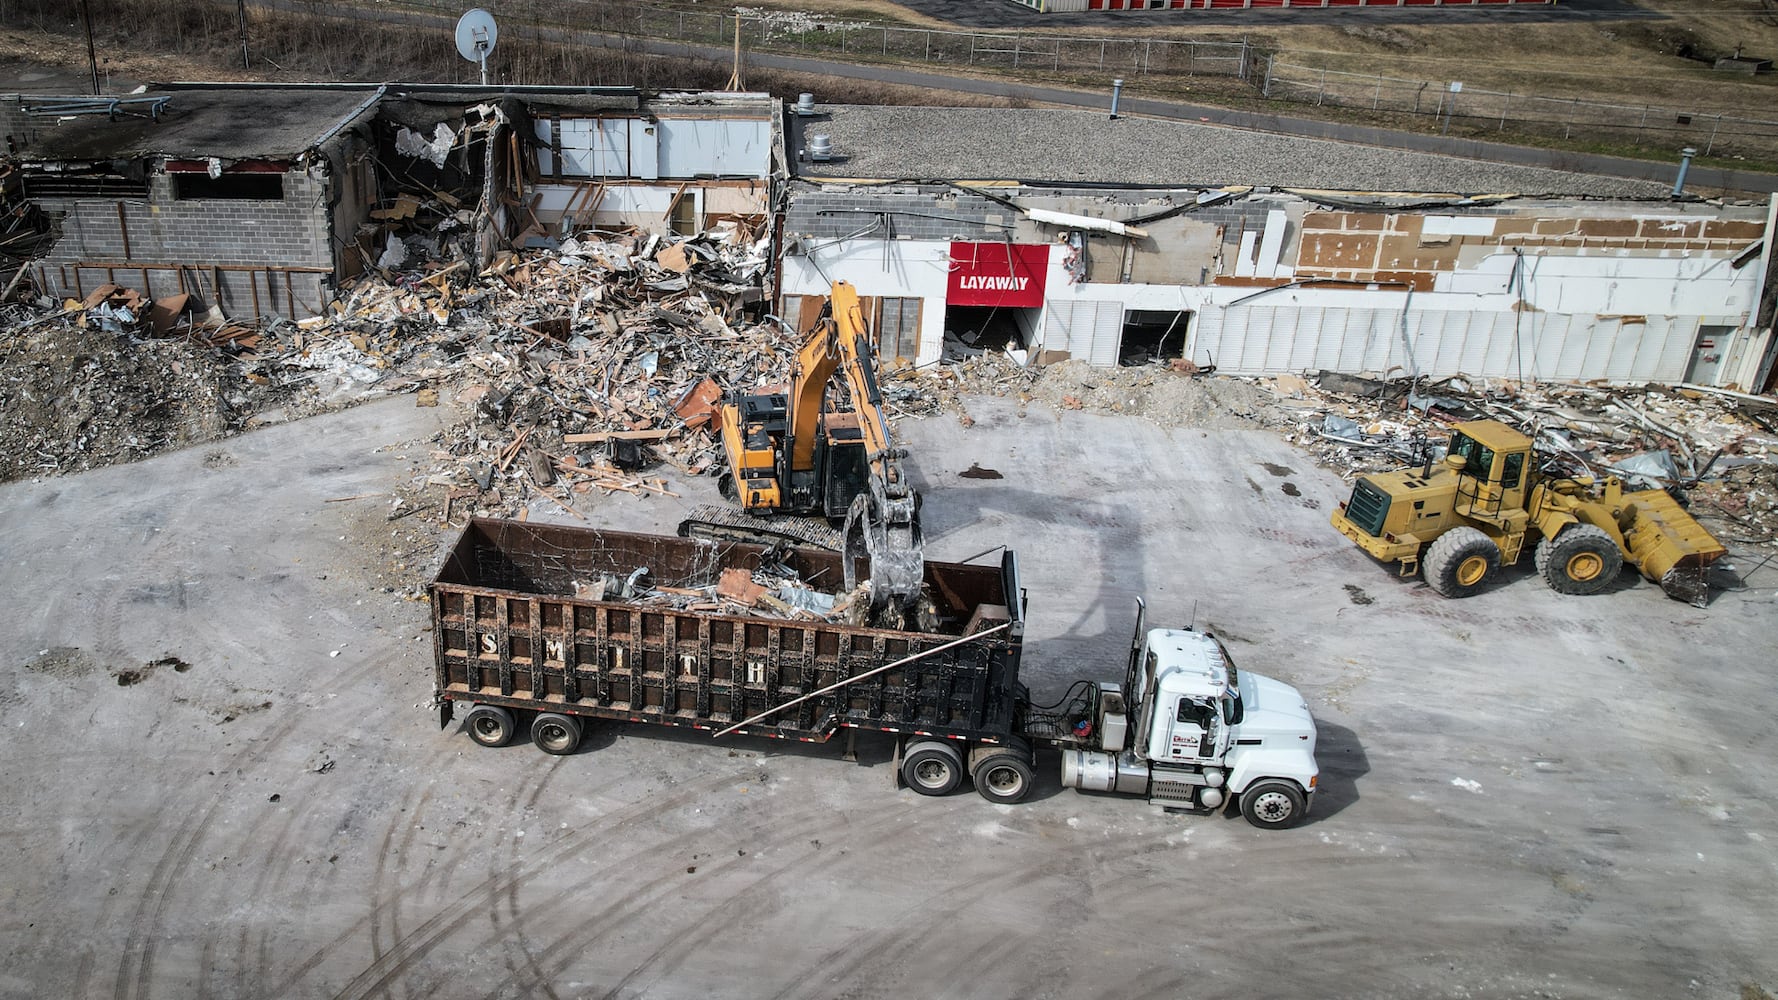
1330,419 -> 1727,606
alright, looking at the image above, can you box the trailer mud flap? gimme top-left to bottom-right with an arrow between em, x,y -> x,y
438,699 -> 455,730
890,737 -> 905,790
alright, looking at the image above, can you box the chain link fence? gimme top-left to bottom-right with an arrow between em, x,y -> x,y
272,1 -> 1776,160
377,0 -> 1252,80
1261,58 -> 1778,160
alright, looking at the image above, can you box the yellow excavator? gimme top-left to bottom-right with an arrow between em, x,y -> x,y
683,281 -> 923,612
1330,419 -> 1727,606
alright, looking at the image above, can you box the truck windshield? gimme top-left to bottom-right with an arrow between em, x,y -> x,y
1215,641 -> 1243,724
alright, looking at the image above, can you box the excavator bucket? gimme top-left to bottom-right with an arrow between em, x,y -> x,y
1617,487 -> 1728,607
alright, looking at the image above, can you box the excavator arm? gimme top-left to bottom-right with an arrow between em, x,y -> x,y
826,284 -> 925,613
707,282 -> 924,614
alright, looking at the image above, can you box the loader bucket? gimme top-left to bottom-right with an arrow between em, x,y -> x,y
1619,488 -> 1727,606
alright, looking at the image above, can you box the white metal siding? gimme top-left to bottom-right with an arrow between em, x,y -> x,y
1049,301 -> 1124,366
1184,302 -> 1722,384
658,119 -> 771,178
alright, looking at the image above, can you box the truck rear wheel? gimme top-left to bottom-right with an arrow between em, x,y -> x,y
971,753 -> 1035,804
531,713 -> 583,756
1422,527 -> 1500,598
1241,780 -> 1307,830
901,740 -> 963,796
1535,525 -> 1623,596
465,705 -> 516,748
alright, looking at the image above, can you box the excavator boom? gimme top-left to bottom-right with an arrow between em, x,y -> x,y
695,281 -> 925,614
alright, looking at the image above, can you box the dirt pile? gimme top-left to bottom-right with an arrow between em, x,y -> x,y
0,309 -> 297,482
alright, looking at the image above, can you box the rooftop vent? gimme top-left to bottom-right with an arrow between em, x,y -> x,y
792,93 -> 818,116
805,134 -> 834,162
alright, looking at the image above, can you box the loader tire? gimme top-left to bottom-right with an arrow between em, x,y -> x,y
1422,527 -> 1500,599
1535,524 -> 1623,596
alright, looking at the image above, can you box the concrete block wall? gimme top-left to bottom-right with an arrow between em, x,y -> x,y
33,167 -> 335,319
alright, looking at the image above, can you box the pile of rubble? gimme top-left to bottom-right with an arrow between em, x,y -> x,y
0,296 -> 302,481
3,222 -> 1775,563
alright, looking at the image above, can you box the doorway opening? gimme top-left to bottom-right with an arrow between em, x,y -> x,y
1119,309 -> 1190,366
943,305 -> 1034,360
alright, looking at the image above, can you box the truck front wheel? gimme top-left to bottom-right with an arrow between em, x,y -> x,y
1241,780 -> 1308,830
901,740 -> 963,796
972,754 -> 1035,804
531,713 -> 583,755
465,705 -> 516,748
1422,527 -> 1500,598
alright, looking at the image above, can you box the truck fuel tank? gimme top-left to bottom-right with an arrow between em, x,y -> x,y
1061,749 -> 1151,795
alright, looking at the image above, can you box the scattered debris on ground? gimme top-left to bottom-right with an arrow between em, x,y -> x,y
2,224 -> 1774,565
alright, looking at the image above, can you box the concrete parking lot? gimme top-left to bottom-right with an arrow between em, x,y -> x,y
1,391 -> 1774,999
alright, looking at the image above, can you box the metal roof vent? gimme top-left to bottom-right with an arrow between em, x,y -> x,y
792,93 -> 818,116
806,134 -> 834,162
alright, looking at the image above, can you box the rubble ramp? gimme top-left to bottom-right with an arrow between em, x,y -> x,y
677,504 -> 844,551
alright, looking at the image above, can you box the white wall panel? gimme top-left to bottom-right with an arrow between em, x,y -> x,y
658,119 -> 771,178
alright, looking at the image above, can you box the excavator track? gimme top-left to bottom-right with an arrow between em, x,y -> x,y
676,504 -> 844,551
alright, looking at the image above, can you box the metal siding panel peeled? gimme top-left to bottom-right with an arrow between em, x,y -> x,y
1653,317 -> 1697,382
1604,318 -> 1642,382
1553,316 -> 1595,380
1483,312 -> 1522,379
1287,306 -> 1323,372
1091,302 -> 1124,367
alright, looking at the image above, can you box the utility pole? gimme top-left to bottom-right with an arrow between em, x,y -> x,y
238,0 -> 251,70
725,12 -> 743,91
80,0 -> 100,96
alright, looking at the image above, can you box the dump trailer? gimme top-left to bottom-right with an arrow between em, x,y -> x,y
1331,419 -> 1728,606
431,518 -> 1321,829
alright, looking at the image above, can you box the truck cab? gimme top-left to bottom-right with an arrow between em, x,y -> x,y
1059,603 -> 1320,829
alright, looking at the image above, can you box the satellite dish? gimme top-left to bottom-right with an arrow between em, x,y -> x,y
455,8 -> 498,82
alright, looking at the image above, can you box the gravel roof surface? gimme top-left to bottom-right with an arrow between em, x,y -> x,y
796,105 -> 1674,199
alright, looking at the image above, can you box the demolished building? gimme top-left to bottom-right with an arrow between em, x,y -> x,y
2,84 -> 781,322
779,105 -> 1778,392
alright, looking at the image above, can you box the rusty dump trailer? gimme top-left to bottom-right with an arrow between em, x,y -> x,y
430,518 -> 1027,791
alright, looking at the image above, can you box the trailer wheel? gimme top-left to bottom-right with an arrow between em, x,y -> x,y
464,705 -> 516,748
1535,525 -> 1623,596
1422,527 -> 1500,598
1241,780 -> 1307,830
901,740 -> 963,796
972,754 -> 1035,804
531,713 -> 583,756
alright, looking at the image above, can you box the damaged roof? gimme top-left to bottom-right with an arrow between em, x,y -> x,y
16,85 -> 385,163
791,105 -> 1676,200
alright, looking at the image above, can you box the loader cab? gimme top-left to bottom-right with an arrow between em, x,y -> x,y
1445,421 -> 1533,523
